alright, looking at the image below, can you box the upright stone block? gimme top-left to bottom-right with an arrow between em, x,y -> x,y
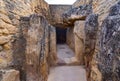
74,21 -> 85,64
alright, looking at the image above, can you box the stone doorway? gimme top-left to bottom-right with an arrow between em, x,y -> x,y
55,27 -> 80,65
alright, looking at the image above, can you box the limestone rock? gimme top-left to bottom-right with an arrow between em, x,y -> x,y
84,14 -> 98,80
97,2 -> 120,80
3,43 -> 11,50
74,21 -> 85,64
62,4 -> 92,26
0,45 -> 3,51
73,0 -> 92,8
0,36 -> 11,44
0,1 -> 50,81
49,5 -> 72,27
0,69 -> 20,81
109,1 -> 120,16
48,25 -> 57,66
25,14 -> 49,81
66,27 -> 75,51
92,0 -> 120,23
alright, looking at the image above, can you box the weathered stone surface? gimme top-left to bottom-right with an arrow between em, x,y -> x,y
93,0 -> 120,23
74,21 -> 85,64
97,2 -> 120,80
23,14 -> 49,81
73,0 -> 92,8
0,69 -> 20,81
62,4 -> 92,26
49,5 -> 72,27
0,1 -> 50,81
0,36 -> 11,44
66,27 -> 75,51
91,0 -> 120,81
48,25 -> 57,66
0,0 -> 50,69
84,14 -> 99,80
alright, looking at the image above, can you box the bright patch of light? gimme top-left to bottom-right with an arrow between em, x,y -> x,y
45,0 -> 76,4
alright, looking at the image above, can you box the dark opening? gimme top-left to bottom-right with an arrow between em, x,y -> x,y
56,27 -> 67,44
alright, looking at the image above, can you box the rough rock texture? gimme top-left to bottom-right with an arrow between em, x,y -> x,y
49,5 -> 72,27
0,69 -> 20,81
48,25 -> 57,66
0,0 -> 49,69
73,0 -> 92,8
84,14 -> 99,80
62,4 -> 92,26
74,21 -> 85,64
97,2 -> 120,81
0,0 -> 51,81
90,0 -> 120,81
93,0 -> 120,23
23,15 -> 49,81
66,27 -> 75,51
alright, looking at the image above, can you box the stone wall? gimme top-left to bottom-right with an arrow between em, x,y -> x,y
0,0 -> 49,69
49,5 -> 72,27
91,0 -> 120,81
0,0 -> 54,81
73,0 -> 92,8
93,0 -> 120,23
0,0 -> 120,81
71,0 -> 120,81
22,14 -> 49,81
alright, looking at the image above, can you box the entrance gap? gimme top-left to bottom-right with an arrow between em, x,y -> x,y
56,27 -> 76,65
56,27 -> 67,44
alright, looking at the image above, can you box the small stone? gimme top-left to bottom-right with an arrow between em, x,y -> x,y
0,69 -> 20,81
3,43 -> 11,50
0,36 -> 11,44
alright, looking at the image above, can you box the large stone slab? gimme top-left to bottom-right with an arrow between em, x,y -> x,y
49,5 -> 72,27
97,2 -> 120,80
73,0 -> 92,8
74,21 -> 85,64
62,4 -> 92,26
24,14 -> 49,81
84,14 -> 99,80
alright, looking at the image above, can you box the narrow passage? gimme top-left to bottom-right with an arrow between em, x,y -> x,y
47,44 -> 87,81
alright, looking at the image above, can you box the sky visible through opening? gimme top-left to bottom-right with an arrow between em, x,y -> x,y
45,0 -> 76,4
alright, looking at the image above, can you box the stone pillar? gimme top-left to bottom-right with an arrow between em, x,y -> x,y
24,14 -> 49,81
66,27 -> 75,51
48,25 -> 57,66
74,21 -> 85,64
84,14 -> 98,80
